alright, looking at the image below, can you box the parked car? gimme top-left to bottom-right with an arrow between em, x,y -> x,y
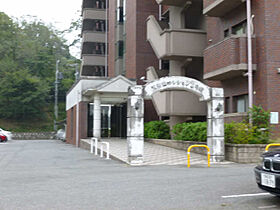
0,128 -> 13,141
254,151 -> 280,196
0,134 -> 7,142
56,129 -> 65,141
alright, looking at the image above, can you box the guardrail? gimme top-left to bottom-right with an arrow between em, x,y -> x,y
187,145 -> 210,168
265,143 -> 280,152
90,138 -> 110,159
100,142 -> 110,159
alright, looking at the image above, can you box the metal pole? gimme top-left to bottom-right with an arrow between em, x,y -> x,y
247,0 -> 253,124
75,63 -> 79,82
54,60 -> 60,131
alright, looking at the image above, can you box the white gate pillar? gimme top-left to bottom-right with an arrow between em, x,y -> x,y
207,88 -> 225,162
93,93 -> 101,139
127,86 -> 144,165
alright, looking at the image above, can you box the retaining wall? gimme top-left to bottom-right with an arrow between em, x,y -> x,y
12,132 -> 55,140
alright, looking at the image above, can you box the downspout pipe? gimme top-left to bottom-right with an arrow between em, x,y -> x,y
247,0 -> 253,124
105,0 -> 108,77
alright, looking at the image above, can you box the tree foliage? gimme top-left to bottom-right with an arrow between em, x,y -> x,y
0,12 -> 78,120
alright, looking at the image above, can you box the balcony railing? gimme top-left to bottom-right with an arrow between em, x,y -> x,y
82,31 -> 105,43
82,55 -> 105,66
203,35 -> 256,80
147,15 -> 206,60
83,8 -> 106,20
203,0 -> 244,17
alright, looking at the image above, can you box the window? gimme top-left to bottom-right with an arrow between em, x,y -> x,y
161,60 -> 170,70
92,43 -> 105,55
94,0 -> 106,9
225,97 -> 230,114
232,20 -> 247,35
224,29 -> 229,38
115,41 -> 124,59
116,0 -> 124,23
235,94 -> 248,113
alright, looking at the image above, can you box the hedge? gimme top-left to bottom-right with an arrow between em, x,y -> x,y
144,121 -> 170,139
172,121 -> 269,144
172,122 -> 207,142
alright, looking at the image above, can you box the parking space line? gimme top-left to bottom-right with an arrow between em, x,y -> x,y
222,193 -> 270,198
258,205 -> 277,209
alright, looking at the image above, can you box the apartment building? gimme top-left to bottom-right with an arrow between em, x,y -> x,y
66,0 -> 280,145
146,0 -> 208,129
146,0 -> 280,136
203,0 -> 280,136
66,0 -> 159,145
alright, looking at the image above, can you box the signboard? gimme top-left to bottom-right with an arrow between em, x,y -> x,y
270,112 -> 279,124
144,76 -> 211,101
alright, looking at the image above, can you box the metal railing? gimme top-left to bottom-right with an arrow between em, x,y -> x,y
100,142 -> 110,159
265,143 -> 280,152
90,137 -> 110,159
187,145 -> 210,168
90,137 -> 98,155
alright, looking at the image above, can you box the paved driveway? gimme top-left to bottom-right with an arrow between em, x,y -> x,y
0,140 -> 280,210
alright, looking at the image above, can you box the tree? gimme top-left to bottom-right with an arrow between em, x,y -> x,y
0,69 -> 49,119
0,12 -> 78,121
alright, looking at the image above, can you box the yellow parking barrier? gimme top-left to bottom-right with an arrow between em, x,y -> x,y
265,143 -> 280,152
187,145 -> 210,168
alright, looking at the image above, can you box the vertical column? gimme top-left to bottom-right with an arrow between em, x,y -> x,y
93,93 -> 101,139
207,88 -> 225,162
127,86 -> 144,165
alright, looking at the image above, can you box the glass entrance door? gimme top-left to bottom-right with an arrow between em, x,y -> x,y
87,103 -> 127,138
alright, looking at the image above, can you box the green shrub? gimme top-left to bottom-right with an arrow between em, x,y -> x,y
249,105 -> 270,129
172,122 -> 207,142
225,122 -> 269,144
144,121 -> 170,139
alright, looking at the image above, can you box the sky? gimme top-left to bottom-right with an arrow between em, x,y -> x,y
0,0 -> 82,57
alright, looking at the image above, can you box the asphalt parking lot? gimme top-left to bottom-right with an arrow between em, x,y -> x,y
0,140 -> 280,210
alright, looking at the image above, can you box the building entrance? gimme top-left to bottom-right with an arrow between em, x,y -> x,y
88,103 -> 127,138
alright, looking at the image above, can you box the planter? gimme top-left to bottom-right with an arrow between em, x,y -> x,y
145,138 -> 272,163
225,143 -> 266,163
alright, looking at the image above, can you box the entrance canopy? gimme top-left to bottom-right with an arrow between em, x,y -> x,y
82,75 -> 136,104
66,75 -> 136,111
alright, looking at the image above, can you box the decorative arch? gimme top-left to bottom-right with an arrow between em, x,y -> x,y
145,76 -> 211,101
127,76 -> 225,165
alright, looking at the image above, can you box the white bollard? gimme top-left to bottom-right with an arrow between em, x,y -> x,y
100,142 -> 110,159
90,137 -> 98,155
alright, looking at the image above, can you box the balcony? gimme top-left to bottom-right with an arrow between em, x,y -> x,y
82,31 -> 105,43
147,15 -> 206,60
203,0 -> 244,17
203,35 -> 256,80
82,55 -> 105,66
155,0 -> 190,6
152,90 -> 207,116
83,8 -> 106,20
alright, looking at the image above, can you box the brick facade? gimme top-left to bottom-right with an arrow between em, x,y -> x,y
203,0 -> 280,136
66,102 -> 88,146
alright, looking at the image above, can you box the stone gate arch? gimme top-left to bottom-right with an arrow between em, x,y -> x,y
127,76 -> 224,165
